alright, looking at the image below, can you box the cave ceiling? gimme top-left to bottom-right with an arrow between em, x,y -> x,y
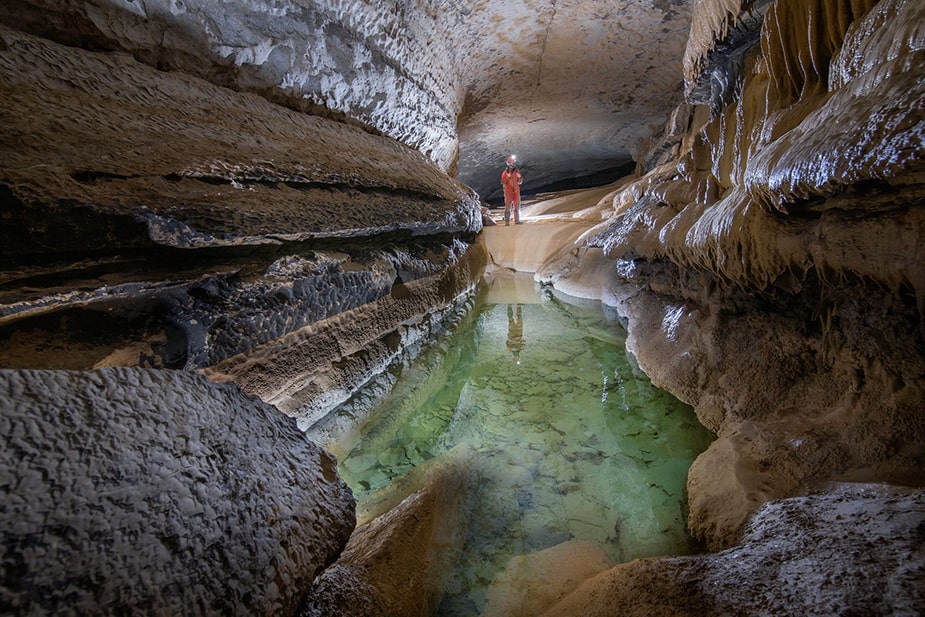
1,0 -> 694,203
447,0 -> 693,201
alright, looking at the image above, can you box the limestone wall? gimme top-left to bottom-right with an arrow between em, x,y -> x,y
0,0 -> 699,199
0,0 -> 462,172
0,24 -> 483,376
539,484 -> 925,617
0,20 -> 486,614
545,0 -> 925,550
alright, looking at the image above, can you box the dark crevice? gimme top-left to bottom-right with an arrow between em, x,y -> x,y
69,171 -> 455,205
160,172 -> 452,204
70,170 -> 136,185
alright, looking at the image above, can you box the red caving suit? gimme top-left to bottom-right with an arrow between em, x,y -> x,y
501,167 -> 523,225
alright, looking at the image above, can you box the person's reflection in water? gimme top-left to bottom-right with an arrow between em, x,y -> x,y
506,303 -> 525,364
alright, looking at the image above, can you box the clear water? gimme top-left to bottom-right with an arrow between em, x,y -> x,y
309,275 -> 713,616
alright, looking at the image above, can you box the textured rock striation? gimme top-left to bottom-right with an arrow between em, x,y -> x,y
0,367 -> 356,616
0,18 -> 485,615
0,0 -> 697,200
539,484 -> 925,617
0,24 -> 484,397
0,0 -> 462,173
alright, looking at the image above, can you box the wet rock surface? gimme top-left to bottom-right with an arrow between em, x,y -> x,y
539,484 -> 925,617
540,0 -> 925,551
0,367 -> 356,617
607,269 -> 925,549
204,241 -> 488,428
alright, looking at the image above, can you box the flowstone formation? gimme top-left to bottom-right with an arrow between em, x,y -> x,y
542,0 -> 925,554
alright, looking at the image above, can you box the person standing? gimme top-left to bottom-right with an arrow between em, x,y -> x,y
501,155 -> 523,225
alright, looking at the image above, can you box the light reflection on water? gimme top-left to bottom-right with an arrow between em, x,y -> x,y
310,275 -> 713,616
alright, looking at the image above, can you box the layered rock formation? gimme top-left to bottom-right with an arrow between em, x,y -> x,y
0,0 -> 696,199
0,14 -> 484,616
0,23 -> 484,418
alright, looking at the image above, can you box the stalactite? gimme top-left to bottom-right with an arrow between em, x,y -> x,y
738,52 -> 771,180
712,100 -> 739,190
684,0 -> 746,86
596,0 -> 922,297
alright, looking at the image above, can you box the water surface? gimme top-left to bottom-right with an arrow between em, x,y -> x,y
310,275 -> 713,615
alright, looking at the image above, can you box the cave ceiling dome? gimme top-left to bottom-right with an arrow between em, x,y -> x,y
448,0 -> 693,200
2,0 -> 694,201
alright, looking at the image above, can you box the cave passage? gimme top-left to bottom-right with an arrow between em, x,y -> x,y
309,274 -> 713,616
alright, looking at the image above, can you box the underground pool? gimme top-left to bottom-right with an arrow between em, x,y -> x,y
307,274 -> 714,616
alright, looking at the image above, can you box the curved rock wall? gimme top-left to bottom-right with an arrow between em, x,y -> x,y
0,19 -> 486,614
0,25 -> 483,374
0,0 -> 462,172
545,0 -> 924,549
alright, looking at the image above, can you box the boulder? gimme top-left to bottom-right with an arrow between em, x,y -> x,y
0,367 -> 356,616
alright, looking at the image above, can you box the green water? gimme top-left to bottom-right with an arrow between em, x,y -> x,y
309,275 -> 713,616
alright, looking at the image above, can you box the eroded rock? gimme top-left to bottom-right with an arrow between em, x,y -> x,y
0,0 -> 698,200
552,0 -> 925,551
0,24 -> 479,262
0,367 -> 356,616
300,448 -> 476,617
539,484 -> 925,617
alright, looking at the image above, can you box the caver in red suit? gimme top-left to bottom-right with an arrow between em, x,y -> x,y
501,155 -> 523,225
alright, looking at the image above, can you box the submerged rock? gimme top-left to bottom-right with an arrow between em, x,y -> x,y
539,484 -> 925,617
0,367 -> 356,616
301,447 -> 476,617
481,540 -> 615,617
